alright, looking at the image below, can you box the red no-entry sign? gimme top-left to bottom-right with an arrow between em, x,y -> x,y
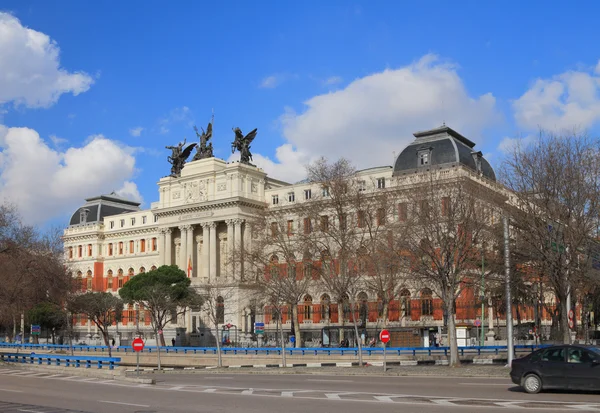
379,329 -> 390,343
132,337 -> 145,352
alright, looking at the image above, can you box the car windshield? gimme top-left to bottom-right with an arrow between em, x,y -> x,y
586,346 -> 600,355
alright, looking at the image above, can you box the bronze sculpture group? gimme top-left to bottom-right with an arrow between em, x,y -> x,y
165,118 -> 257,177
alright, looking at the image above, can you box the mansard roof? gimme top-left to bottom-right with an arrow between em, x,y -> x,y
393,125 -> 496,181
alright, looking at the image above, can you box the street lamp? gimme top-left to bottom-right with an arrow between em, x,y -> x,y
135,303 -> 140,337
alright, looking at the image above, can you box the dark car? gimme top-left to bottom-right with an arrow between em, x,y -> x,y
510,345 -> 600,393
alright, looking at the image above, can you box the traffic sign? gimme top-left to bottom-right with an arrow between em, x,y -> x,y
132,337 -> 145,352
474,319 -> 482,327
568,309 -> 574,320
31,325 -> 41,335
379,329 -> 390,343
254,322 -> 265,335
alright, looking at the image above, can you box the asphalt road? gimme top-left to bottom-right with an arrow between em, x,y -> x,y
0,367 -> 600,412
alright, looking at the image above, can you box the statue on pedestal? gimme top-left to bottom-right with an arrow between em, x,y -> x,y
192,121 -> 214,161
166,139 -> 197,177
231,127 -> 257,165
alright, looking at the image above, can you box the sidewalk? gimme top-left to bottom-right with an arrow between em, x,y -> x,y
140,364 -> 511,378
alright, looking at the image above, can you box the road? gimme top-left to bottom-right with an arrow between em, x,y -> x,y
0,367 -> 599,412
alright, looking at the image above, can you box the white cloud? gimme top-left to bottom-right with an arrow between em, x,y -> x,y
513,60 -> 600,130
227,143 -> 310,183
129,127 -> 143,137
260,75 -> 281,89
0,125 -> 141,224
0,12 -> 94,109
257,55 -> 499,182
497,134 -> 537,153
115,181 -> 143,203
49,134 -> 67,147
157,106 -> 193,134
323,76 -> 343,86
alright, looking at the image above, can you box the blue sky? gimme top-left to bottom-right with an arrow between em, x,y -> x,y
1,1 -> 600,227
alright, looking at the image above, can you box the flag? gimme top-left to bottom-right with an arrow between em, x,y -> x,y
187,256 -> 192,278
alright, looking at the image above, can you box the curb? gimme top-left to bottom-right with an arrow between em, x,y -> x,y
124,358 -> 508,372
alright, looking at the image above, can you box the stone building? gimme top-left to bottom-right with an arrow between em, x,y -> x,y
64,126 -> 551,347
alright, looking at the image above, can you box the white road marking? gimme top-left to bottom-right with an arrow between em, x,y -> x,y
0,388 -> 23,392
241,389 -> 253,395
325,393 -> 341,399
306,379 -> 354,383
566,405 -> 600,412
459,382 -> 511,386
203,388 -> 217,392
281,391 -> 294,397
17,409 -> 44,412
99,400 -> 150,407
374,396 -> 395,402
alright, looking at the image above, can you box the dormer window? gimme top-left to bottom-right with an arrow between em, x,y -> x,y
418,148 -> 432,167
80,209 -> 89,224
472,151 -> 483,174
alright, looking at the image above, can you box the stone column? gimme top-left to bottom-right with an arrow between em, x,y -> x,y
186,225 -> 194,276
165,228 -> 173,266
158,231 -> 165,264
226,219 -> 235,278
209,222 -> 217,279
234,219 -> 243,279
194,235 -> 202,278
201,223 -> 210,280
179,225 -> 189,271
243,222 -> 252,281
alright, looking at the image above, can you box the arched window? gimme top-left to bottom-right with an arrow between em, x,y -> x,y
421,288 -> 433,316
128,268 -> 134,276
304,295 -> 313,319
117,269 -> 124,288
341,293 -> 350,320
269,255 -> 279,278
400,289 -> 411,317
76,271 -> 83,291
216,296 -> 225,324
287,256 -> 296,279
321,250 -> 332,275
320,294 -> 331,320
150,265 -> 157,271
303,252 -> 313,279
107,270 -> 113,289
86,270 -> 93,290
358,292 -> 368,323
139,267 -> 146,273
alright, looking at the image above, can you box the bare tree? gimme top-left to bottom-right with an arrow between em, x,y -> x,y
301,157 -> 383,364
501,132 -> 600,344
0,205 -> 71,338
397,171 -> 499,366
199,279 -> 238,367
68,292 -> 123,357
245,209 -> 312,348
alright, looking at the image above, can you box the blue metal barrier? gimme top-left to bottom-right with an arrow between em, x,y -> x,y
0,352 -> 120,369
0,343 -> 546,356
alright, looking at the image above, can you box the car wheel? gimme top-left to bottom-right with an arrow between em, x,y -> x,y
523,374 -> 542,394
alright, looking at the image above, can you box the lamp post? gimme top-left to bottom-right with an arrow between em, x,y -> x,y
135,304 -> 140,337
480,250 -> 486,346
503,215 -> 514,365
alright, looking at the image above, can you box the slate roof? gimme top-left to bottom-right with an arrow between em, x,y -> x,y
69,192 -> 140,226
392,125 -> 496,181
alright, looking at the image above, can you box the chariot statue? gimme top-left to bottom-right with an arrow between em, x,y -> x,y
231,127 -> 257,164
192,120 -> 214,161
166,138 -> 197,177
